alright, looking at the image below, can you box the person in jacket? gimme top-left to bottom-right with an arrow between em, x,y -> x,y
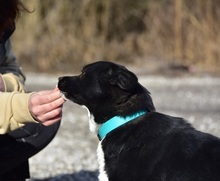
0,0 -> 65,180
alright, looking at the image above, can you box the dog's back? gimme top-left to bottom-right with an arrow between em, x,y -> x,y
101,112 -> 220,181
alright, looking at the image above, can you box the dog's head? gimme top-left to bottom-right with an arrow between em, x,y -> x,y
58,61 -> 155,125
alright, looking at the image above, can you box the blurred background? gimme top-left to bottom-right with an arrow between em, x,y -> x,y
12,0 -> 220,74
9,0 -> 220,180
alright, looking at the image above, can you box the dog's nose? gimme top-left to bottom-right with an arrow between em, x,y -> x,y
58,77 -> 67,90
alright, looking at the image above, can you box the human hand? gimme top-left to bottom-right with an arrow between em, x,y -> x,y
0,75 -> 5,92
28,87 -> 65,126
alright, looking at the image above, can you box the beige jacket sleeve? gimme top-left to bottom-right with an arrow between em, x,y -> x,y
0,37 -> 38,134
0,72 -> 37,134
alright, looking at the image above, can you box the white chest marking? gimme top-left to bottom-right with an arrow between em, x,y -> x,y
82,105 -> 99,133
97,141 -> 109,181
82,106 -> 108,181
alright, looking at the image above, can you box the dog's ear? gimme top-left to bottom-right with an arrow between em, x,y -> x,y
103,68 -> 138,90
117,70 -> 138,90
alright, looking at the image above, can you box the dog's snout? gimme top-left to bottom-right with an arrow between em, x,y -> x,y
58,76 -> 70,85
58,77 -> 68,91
58,77 -> 64,81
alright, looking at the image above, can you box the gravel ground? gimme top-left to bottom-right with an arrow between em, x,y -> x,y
24,72 -> 220,181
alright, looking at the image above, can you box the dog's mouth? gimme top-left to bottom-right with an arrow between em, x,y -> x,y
59,90 -> 83,105
60,91 -> 69,101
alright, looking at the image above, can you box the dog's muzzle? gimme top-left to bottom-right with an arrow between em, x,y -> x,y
59,91 -> 69,101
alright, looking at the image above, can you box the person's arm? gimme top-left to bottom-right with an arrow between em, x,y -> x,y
0,37 -> 34,133
0,39 -> 65,134
0,91 -> 37,134
0,72 -> 25,92
0,39 -> 26,92
0,88 -> 65,134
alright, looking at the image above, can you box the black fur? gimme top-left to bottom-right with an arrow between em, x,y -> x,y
58,61 -> 220,181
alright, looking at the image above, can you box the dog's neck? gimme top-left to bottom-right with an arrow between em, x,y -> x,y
98,111 -> 147,140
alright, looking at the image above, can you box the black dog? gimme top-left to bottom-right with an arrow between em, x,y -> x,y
58,61 -> 220,181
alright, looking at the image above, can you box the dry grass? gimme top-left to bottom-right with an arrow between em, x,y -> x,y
12,0 -> 220,73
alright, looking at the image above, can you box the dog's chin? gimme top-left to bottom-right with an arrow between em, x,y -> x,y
82,105 -> 99,133
60,91 -> 84,106
59,92 -> 99,132
60,91 -> 69,101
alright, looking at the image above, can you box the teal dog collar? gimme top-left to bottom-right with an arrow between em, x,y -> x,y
98,111 -> 147,140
